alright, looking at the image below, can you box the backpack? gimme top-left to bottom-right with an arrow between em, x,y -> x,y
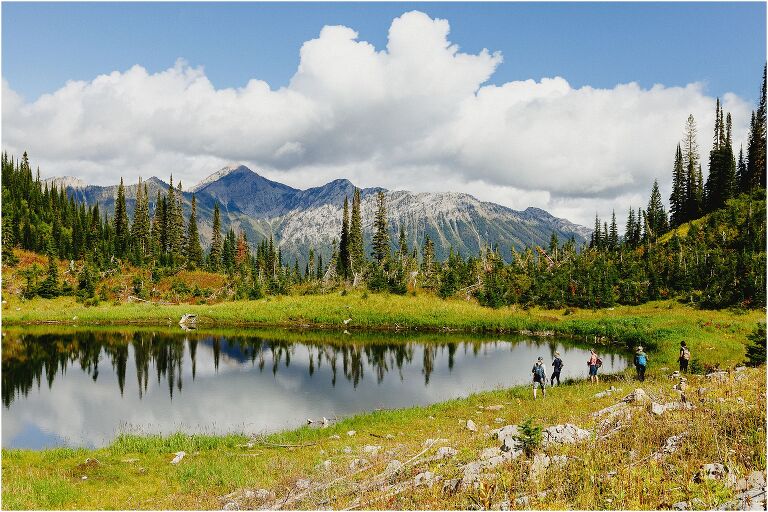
595,357 -> 603,368
681,348 -> 691,361
534,364 -> 546,380
636,354 -> 647,366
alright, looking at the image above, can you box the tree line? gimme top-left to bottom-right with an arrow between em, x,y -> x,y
2,67 -> 765,309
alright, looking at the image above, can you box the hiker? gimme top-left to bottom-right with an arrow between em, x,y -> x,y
634,346 -> 648,381
551,351 -> 564,386
587,348 -> 601,383
532,356 -> 547,398
679,341 -> 691,373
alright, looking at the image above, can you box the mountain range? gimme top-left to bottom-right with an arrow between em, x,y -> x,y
46,165 -> 591,265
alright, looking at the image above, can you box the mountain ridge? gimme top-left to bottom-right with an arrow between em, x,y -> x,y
45,164 -> 592,264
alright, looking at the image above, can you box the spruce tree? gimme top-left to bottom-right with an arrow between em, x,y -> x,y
746,65 -> 767,191
337,196 -> 350,278
737,146 -> 748,193
209,203 -> 223,271
646,180 -> 667,240
608,211 -> 618,249
185,194 -> 203,268
682,114 -> 701,221
114,177 -> 129,257
349,188 -> 364,272
371,191 -> 389,263
131,179 -> 151,263
670,143 -> 685,227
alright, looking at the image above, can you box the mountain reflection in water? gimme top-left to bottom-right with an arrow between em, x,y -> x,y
2,329 -> 628,448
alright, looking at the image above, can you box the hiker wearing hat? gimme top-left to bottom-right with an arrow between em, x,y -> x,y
551,352 -> 564,386
634,346 -> 648,382
679,341 -> 691,373
532,356 -> 547,399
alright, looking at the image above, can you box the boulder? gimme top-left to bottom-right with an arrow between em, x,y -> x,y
696,463 -> 736,487
349,458 -> 369,471
480,447 -> 503,460
385,460 -> 403,475
594,386 -> 621,399
494,417 -> 505,424
316,460 -> 333,472
362,445 -> 381,455
295,479 -> 311,490
436,447 -> 458,459
706,371 -> 729,382
223,502 -> 239,510
442,478 -> 461,495
622,388 -> 650,403
329,434 -> 341,440
342,446 -> 352,454
347,430 -> 356,437
466,419 -> 478,432
485,405 -> 504,411
541,424 -> 591,448
414,471 -> 438,488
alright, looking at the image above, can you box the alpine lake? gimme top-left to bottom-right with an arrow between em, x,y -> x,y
2,326 -> 630,449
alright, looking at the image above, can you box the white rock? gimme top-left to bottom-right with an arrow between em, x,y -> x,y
347,430 -> 356,437
349,458 -> 368,471
342,446 -> 352,454
317,460 -> 332,471
466,419 -> 477,432
436,446 -> 458,459
295,479 -> 311,490
622,388 -> 649,403
494,417 -> 504,424
414,471 -> 437,488
170,451 -> 186,465
385,460 -> 403,474
362,445 -> 381,455
223,502 -> 239,510
541,424 -> 591,448
329,434 -> 340,440
485,405 -> 504,411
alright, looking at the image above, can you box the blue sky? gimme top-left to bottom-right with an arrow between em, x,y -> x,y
3,2 -> 766,102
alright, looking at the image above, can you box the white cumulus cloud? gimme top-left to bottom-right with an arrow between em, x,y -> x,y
1,10 -> 754,227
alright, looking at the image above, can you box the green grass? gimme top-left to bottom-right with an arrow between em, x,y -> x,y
3,294 -> 763,366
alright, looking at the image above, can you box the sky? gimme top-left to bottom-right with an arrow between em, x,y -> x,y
2,2 -> 766,227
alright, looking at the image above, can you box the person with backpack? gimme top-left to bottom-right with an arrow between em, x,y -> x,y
587,348 -> 601,383
679,341 -> 691,373
532,356 -> 547,398
551,352 -> 564,386
634,346 -> 648,381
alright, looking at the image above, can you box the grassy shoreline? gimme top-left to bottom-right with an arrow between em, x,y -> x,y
2,294 -> 764,366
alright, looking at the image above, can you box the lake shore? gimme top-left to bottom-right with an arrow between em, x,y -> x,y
2,294 -> 763,366
3,364 -> 764,510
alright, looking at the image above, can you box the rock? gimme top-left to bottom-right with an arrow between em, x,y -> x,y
424,438 -> 448,447
696,463 -> 736,487
347,430 -> 356,437
362,445 -> 381,455
480,447 -> 503,460
622,388 -> 650,403
706,371 -> 729,382
737,397 -> 745,404
649,401 -> 694,416
317,460 -> 332,472
170,451 -> 186,465
436,447 -> 458,459
719,487 -> 768,510
414,471 -> 437,488
349,458 -> 368,471
650,402 -> 666,415
670,371 -> 681,380
466,419 -> 477,432
442,478 -> 461,494
697,387 -> 708,397
494,417 -> 504,424
329,435 -> 340,440
747,470 -> 766,489
735,366 -> 747,373
223,502 -> 239,510
385,460 -> 403,474
342,446 -> 352,454
295,479 -> 311,490
485,405 -> 504,411
514,496 -> 530,507
541,424 -> 591,448
385,434 -> 394,440
530,453 -> 568,479
594,386 -> 621,399
592,402 -> 630,418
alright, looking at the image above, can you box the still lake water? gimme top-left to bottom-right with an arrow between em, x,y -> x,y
2,328 -> 629,449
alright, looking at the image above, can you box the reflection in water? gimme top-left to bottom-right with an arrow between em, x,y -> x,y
2,329 -> 628,448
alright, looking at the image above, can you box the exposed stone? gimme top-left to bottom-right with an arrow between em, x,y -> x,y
735,366 -> 747,373
541,424 -> 591,448
349,458 -> 369,471
594,386 -> 622,399
414,471 -> 438,488
436,447 -> 458,459
362,445 -> 381,455
295,479 -> 311,490
424,438 -> 448,447
622,388 -> 650,403
347,430 -> 356,437
466,419 -> 478,432
706,371 -> 729,382
342,446 -> 352,454
650,401 -> 695,416
385,460 -> 403,475
329,435 -> 340,440
494,417 -> 505,424
385,434 -> 395,440
223,502 -> 239,510
316,460 -> 333,472
673,498 -> 705,510
696,463 -> 737,487
480,447 -> 503,460
530,453 -> 568,479
718,487 -> 767,510
652,432 -> 687,461
485,405 -> 504,411
442,478 -> 461,494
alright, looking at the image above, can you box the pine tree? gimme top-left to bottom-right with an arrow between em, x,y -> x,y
646,180 -> 667,240
624,208 -> 635,248
337,196 -> 350,278
371,191 -> 389,263
209,203 -> 223,271
114,177 -> 129,257
185,194 -> 203,268
746,65 -> 767,191
682,114 -> 701,221
167,177 -> 185,263
37,252 -> 60,298
349,188 -> 364,272
737,146 -> 748,193
397,224 -> 408,262
608,211 -> 618,249
591,214 -> 602,249
131,179 -> 151,263
670,144 -> 685,227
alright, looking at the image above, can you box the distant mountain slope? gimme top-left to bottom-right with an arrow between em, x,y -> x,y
50,165 -> 591,264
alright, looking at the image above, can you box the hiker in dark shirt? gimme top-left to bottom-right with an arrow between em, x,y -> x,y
679,341 -> 691,373
532,356 -> 547,399
551,352 -> 564,386
634,346 -> 648,381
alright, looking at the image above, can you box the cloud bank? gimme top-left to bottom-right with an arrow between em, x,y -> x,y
1,11 -> 753,227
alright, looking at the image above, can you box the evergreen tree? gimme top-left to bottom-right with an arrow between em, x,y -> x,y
371,191 -> 389,263
349,188 -> 364,272
208,203 -> 223,271
737,145 -> 748,193
113,177 -> 129,257
670,144 -> 685,227
167,177 -> 185,263
746,65 -> 767,191
131,179 -> 151,263
682,114 -> 702,221
185,194 -> 203,268
646,180 -> 667,240
397,224 -> 408,262
608,211 -> 619,249
37,253 -> 60,298
337,196 -> 350,278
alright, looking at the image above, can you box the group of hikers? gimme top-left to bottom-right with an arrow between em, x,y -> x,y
531,341 -> 692,398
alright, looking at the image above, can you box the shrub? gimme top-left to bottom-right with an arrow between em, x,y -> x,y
513,417 -> 543,457
745,323 -> 766,367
